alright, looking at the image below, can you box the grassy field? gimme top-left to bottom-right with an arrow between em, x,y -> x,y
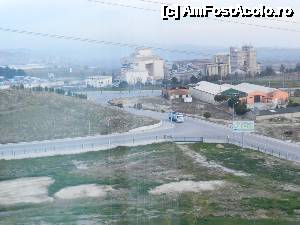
0,143 -> 299,224
0,89 -> 157,144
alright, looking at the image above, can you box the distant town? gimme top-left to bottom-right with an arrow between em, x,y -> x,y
1,45 -> 299,113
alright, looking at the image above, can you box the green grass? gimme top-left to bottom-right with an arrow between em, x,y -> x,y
242,194 -> 300,215
290,97 -> 300,104
0,89 -> 157,144
178,217 -> 300,225
190,143 -> 300,185
0,143 -> 300,224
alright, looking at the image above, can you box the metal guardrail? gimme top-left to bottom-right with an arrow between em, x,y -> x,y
171,137 -> 204,143
1,135 -> 299,163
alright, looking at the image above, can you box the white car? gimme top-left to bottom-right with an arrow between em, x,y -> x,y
169,112 -> 184,123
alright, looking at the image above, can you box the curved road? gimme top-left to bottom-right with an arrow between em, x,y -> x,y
0,90 -> 299,161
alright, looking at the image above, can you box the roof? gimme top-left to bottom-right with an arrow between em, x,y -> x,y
192,81 -> 285,96
221,88 -> 247,97
193,81 -> 231,95
234,83 -> 276,94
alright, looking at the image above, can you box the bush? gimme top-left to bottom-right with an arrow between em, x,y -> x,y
203,112 -> 211,119
284,130 -> 293,136
287,99 -> 300,107
119,81 -> 128,88
116,103 -> 123,108
235,103 -> 249,115
134,103 -> 142,110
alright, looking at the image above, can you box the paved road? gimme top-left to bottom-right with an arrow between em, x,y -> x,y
0,91 -> 299,161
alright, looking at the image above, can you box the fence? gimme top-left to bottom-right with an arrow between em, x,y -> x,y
0,134 -> 299,162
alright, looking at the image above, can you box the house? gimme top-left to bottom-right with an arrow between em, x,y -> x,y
162,86 -> 192,102
85,76 -> 113,88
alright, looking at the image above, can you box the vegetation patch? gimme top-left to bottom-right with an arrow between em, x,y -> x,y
0,89 -> 157,143
0,143 -> 299,224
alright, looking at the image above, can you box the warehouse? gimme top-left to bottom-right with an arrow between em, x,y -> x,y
189,81 -> 233,104
190,81 -> 289,109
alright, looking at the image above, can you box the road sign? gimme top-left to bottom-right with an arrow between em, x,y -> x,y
232,121 -> 255,133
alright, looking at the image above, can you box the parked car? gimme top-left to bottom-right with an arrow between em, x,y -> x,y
168,112 -> 184,123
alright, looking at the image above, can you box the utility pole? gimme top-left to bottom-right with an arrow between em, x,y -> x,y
88,120 -> 91,136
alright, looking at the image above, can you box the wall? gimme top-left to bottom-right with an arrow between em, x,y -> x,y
189,88 -> 216,104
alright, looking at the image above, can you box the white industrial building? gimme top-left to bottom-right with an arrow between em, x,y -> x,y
85,76 -> 112,88
121,48 -> 164,85
189,81 -> 233,104
190,81 -> 288,110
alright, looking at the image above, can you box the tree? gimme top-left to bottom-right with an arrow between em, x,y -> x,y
228,97 -> 239,108
172,64 -> 178,71
260,66 -> 275,76
190,75 -> 199,84
235,102 -> 249,115
0,67 -> 27,80
227,96 -> 248,115
280,64 -> 286,74
171,77 -> 178,85
295,63 -> 300,72
119,81 -> 128,88
135,81 -> 144,89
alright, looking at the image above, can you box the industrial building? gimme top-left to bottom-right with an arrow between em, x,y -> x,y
85,76 -> 112,88
190,81 -> 288,109
189,81 -> 233,104
234,83 -> 289,109
121,48 -> 164,85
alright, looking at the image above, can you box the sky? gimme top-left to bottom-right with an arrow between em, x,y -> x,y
0,0 -> 300,63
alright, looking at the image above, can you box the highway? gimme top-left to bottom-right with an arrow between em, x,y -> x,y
0,91 -> 299,161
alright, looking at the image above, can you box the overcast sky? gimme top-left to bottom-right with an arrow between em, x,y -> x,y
0,0 -> 300,60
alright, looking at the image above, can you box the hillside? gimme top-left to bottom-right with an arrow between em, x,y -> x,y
0,89 -> 157,144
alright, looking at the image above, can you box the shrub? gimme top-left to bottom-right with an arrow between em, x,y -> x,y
235,102 -> 249,115
203,112 -> 211,119
134,103 -> 142,110
116,103 -> 123,108
287,99 -> 300,107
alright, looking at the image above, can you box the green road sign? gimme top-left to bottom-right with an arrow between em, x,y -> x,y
232,121 -> 255,133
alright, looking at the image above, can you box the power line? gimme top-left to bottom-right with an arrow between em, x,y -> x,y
88,0 -> 300,30
0,27 -> 212,56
